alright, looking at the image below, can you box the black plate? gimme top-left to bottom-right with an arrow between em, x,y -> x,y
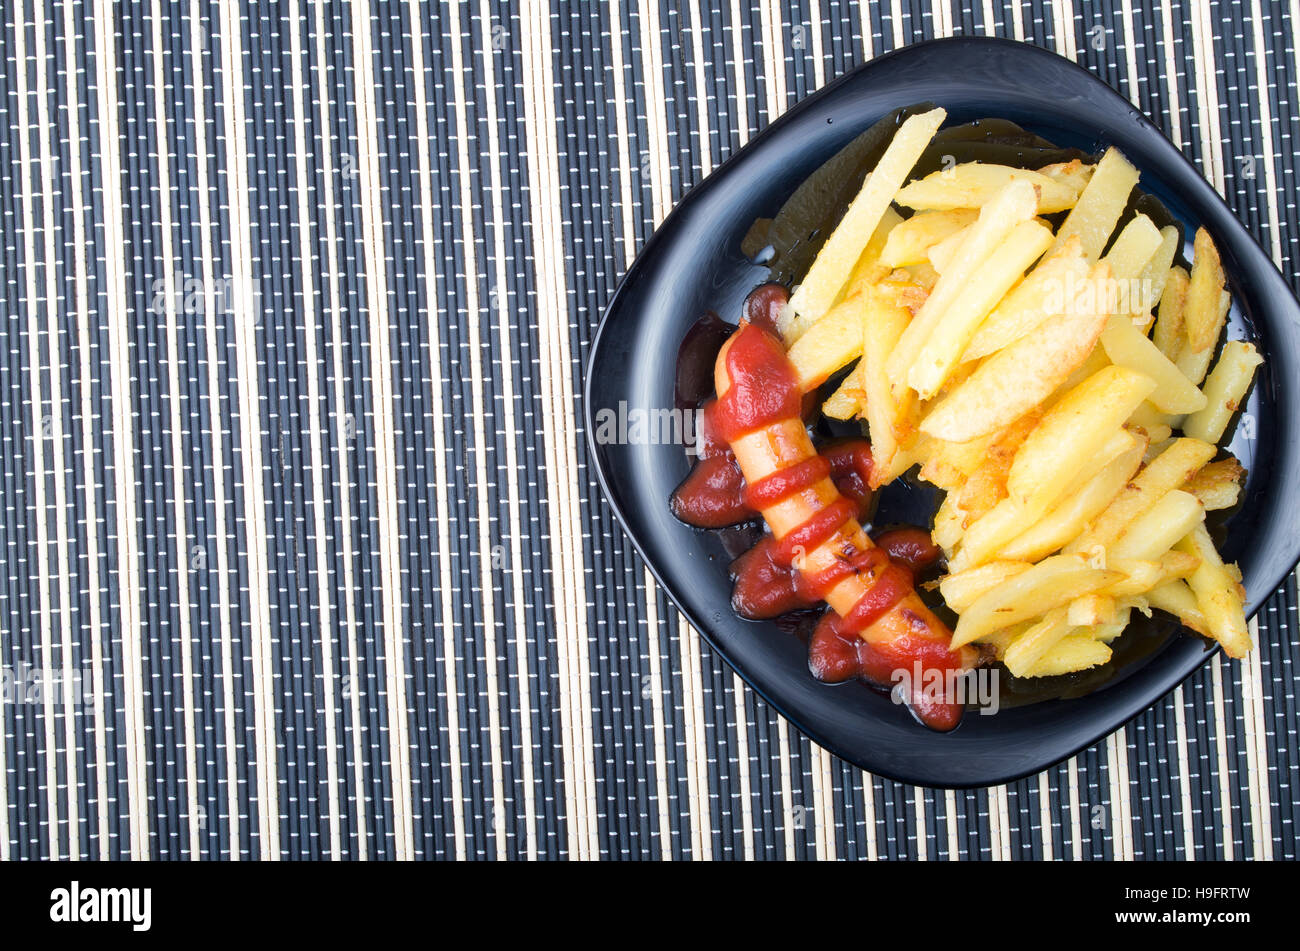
584,38 -> 1300,787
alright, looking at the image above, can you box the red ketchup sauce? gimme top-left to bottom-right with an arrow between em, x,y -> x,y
670,283 -> 967,731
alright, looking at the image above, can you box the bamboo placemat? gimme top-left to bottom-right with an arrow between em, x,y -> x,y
0,0 -> 1295,860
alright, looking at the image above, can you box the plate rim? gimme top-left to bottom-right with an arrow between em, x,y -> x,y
582,36 -> 1300,788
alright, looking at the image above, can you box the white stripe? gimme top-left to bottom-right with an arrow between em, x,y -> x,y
148,0 -> 201,860
1172,686 -> 1196,858
92,0 -> 148,861
34,0 -> 80,860
945,788 -> 959,859
1242,620 -> 1270,856
752,0 -> 800,859
519,0 -> 598,860
473,1 -> 540,861
1209,656 -> 1235,858
1053,0 -> 1078,60
217,0 -> 280,859
13,0 -> 62,859
1187,0 -> 1226,189
1106,730 -> 1134,858
350,0 -> 415,863
441,0 -> 509,861
56,0 -> 112,861
1067,758 -> 1083,859
1157,0 -> 1185,148
605,0 -> 677,859
1038,772 -> 1054,860
187,0 -> 241,859
287,0 -> 343,861
404,0 -> 467,860
310,0 -> 370,860
913,787 -> 927,860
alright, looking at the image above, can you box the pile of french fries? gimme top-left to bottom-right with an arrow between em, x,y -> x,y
779,107 -> 1262,678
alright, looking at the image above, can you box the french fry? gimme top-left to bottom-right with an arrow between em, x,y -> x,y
908,217 -> 1054,399
1100,552 -> 1200,597
1174,336 -> 1217,387
916,432 -> 995,491
1183,341 -> 1262,444
880,209 -> 978,268
997,435 -> 1145,562
1183,227 -> 1229,353
1005,366 -> 1156,515
1178,523 -> 1251,657
1068,593 -> 1117,627
921,262 -> 1112,442
1066,437 -> 1216,554
1186,457 -> 1244,511
962,236 -> 1091,361
1049,147 -> 1140,260
938,560 -> 1033,613
895,162 -> 1083,214
780,208 -> 901,343
1020,633 -> 1112,676
932,492 -> 965,552
1109,488 -> 1205,561
786,296 -> 865,389
788,108 -> 946,323
1152,265 -> 1189,357
859,283 -> 914,486
954,412 -> 1041,525
1101,213 -> 1164,287
1099,316 -> 1209,414
1037,159 -> 1095,195
821,361 -> 865,420
1002,608 -> 1073,676
950,553 -> 1122,648
1147,580 -> 1210,636
886,179 -> 1039,394
926,224 -> 969,273
1130,226 -> 1181,330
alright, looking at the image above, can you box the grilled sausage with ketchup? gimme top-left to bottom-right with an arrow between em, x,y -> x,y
703,292 -> 976,730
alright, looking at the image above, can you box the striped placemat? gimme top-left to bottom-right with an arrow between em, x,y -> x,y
0,0 -> 1295,860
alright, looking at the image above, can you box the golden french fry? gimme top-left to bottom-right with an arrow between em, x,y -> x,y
953,413 -> 1041,525
1130,226 -> 1181,329
789,108 -> 946,323
1099,316 -> 1208,414
1037,159 -> 1095,195
1152,265 -> 1189,357
1174,335 -> 1217,387
1101,213 -> 1163,287
1186,457 -> 1244,511
951,554 -> 1122,649
895,162 -> 1083,214
1002,608 -> 1073,676
962,236 -> 1092,361
926,224 -> 969,273
1068,593 -> 1118,626
921,263 -> 1112,442
938,560 -> 1034,613
786,296 -> 865,389
1109,488 -> 1205,561
1178,523 -> 1251,657
908,218 -> 1053,399
1147,580 -> 1209,636
997,435 -> 1145,562
859,283 -> 914,485
886,179 -> 1039,394
822,361 -> 865,420
1183,227 -> 1229,353
1020,634 -> 1112,677
879,209 -> 978,268
1066,437 -> 1217,554
1183,341 -> 1262,444
1005,366 -> 1156,515
1049,147 -> 1140,260
916,432 -> 995,491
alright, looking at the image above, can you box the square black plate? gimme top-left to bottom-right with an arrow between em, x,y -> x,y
584,38 -> 1300,787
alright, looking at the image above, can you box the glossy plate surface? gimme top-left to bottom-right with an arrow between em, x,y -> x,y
584,38 -> 1300,787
